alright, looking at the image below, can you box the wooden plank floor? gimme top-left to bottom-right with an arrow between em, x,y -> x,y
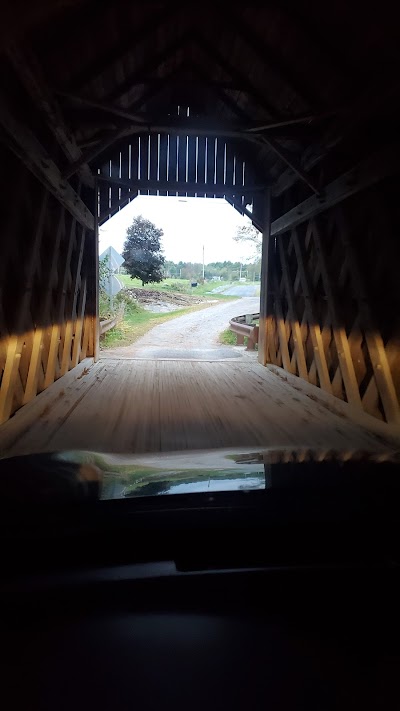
1,358 -> 399,458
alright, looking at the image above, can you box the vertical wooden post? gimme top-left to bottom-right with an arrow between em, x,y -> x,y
93,177 -> 100,361
258,188 -> 272,366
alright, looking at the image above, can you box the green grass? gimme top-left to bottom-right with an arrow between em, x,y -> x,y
101,300 -> 216,349
219,328 -> 252,348
219,328 -> 237,346
116,275 -> 236,300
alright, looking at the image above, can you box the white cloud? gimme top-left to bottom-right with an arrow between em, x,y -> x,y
98,196 -> 258,263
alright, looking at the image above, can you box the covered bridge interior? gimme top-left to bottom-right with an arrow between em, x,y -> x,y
1,0 -> 400,454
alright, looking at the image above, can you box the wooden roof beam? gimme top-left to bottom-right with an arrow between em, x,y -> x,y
271,143 -> 400,236
70,4 -> 179,92
217,8 -> 323,110
193,34 -> 280,120
226,197 -> 263,231
191,53 -> 320,195
97,175 -> 269,196
57,90 -> 147,124
108,30 -> 193,105
0,90 -> 94,230
7,44 -> 94,187
273,77 -> 400,197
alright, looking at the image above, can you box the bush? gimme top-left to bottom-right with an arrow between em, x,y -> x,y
162,281 -> 188,293
115,289 -> 141,315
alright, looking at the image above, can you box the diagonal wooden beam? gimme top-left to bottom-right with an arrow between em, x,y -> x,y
191,52 -> 319,194
271,143 -> 400,236
7,44 -> 94,187
125,62 -> 190,113
56,90 -> 147,124
226,197 -> 263,230
193,33 -> 280,120
70,5 -> 180,92
108,30 -> 193,105
216,8 -> 323,110
0,90 -> 94,230
273,78 -> 400,197
61,62 -> 196,179
63,126 -> 131,180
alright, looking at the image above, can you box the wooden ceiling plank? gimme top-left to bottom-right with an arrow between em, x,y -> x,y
0,90 -> 94,230
7,44 -> 94,187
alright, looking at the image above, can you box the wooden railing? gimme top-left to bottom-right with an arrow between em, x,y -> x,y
229,312 -> 259,350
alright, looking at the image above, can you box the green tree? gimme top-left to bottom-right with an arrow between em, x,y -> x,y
122,215 -> 165,286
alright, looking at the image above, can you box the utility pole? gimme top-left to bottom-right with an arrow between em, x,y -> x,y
202,245 -> 205,280
108,245 -> 113,311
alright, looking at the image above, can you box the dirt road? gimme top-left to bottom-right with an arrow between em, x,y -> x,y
104,296 -> 259,360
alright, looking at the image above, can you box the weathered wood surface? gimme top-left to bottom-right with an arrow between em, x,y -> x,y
0,150 -> 95,424
271,144 -> 400,237
1,359 -> 398,459
264,194 -> 400,425
0,90 -> 94,230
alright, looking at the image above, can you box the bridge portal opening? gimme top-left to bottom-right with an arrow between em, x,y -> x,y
98,194 -> 261,362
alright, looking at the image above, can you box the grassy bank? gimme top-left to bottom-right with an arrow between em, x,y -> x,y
101,300 -> 216,349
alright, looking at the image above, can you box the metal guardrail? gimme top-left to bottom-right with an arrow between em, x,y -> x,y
99,305 -> 125,336
229,312 -> 259,350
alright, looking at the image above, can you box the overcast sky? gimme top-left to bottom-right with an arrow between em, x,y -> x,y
98,196 -> 259,264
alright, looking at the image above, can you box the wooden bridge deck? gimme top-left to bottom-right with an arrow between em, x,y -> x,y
0,358 -> 398,459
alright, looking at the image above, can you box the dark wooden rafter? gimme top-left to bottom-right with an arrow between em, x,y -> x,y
108,30 -> 193,105
227,198 -> 263,230
215,7 -> 322,110
193,33 -> 280,120
0,90 -> 94,230
69,4 -> 180,92
273,77 -> 400,198
125,63 -> 192,113
190,56 -> 320,195
271,143 -> 400,236
63,126 -> 130,180
6,43 -> 93,187
61,54 -> 273,182
56,90 -> 147,124
269,0 -> 356,81
99,190 -> 137,223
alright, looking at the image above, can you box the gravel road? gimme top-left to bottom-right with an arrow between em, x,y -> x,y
104,295 -> 260,360
216,284 -> 260,297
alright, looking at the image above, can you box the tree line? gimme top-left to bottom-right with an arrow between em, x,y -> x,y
121,215 -> 261,285
163,260 -> 261,282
